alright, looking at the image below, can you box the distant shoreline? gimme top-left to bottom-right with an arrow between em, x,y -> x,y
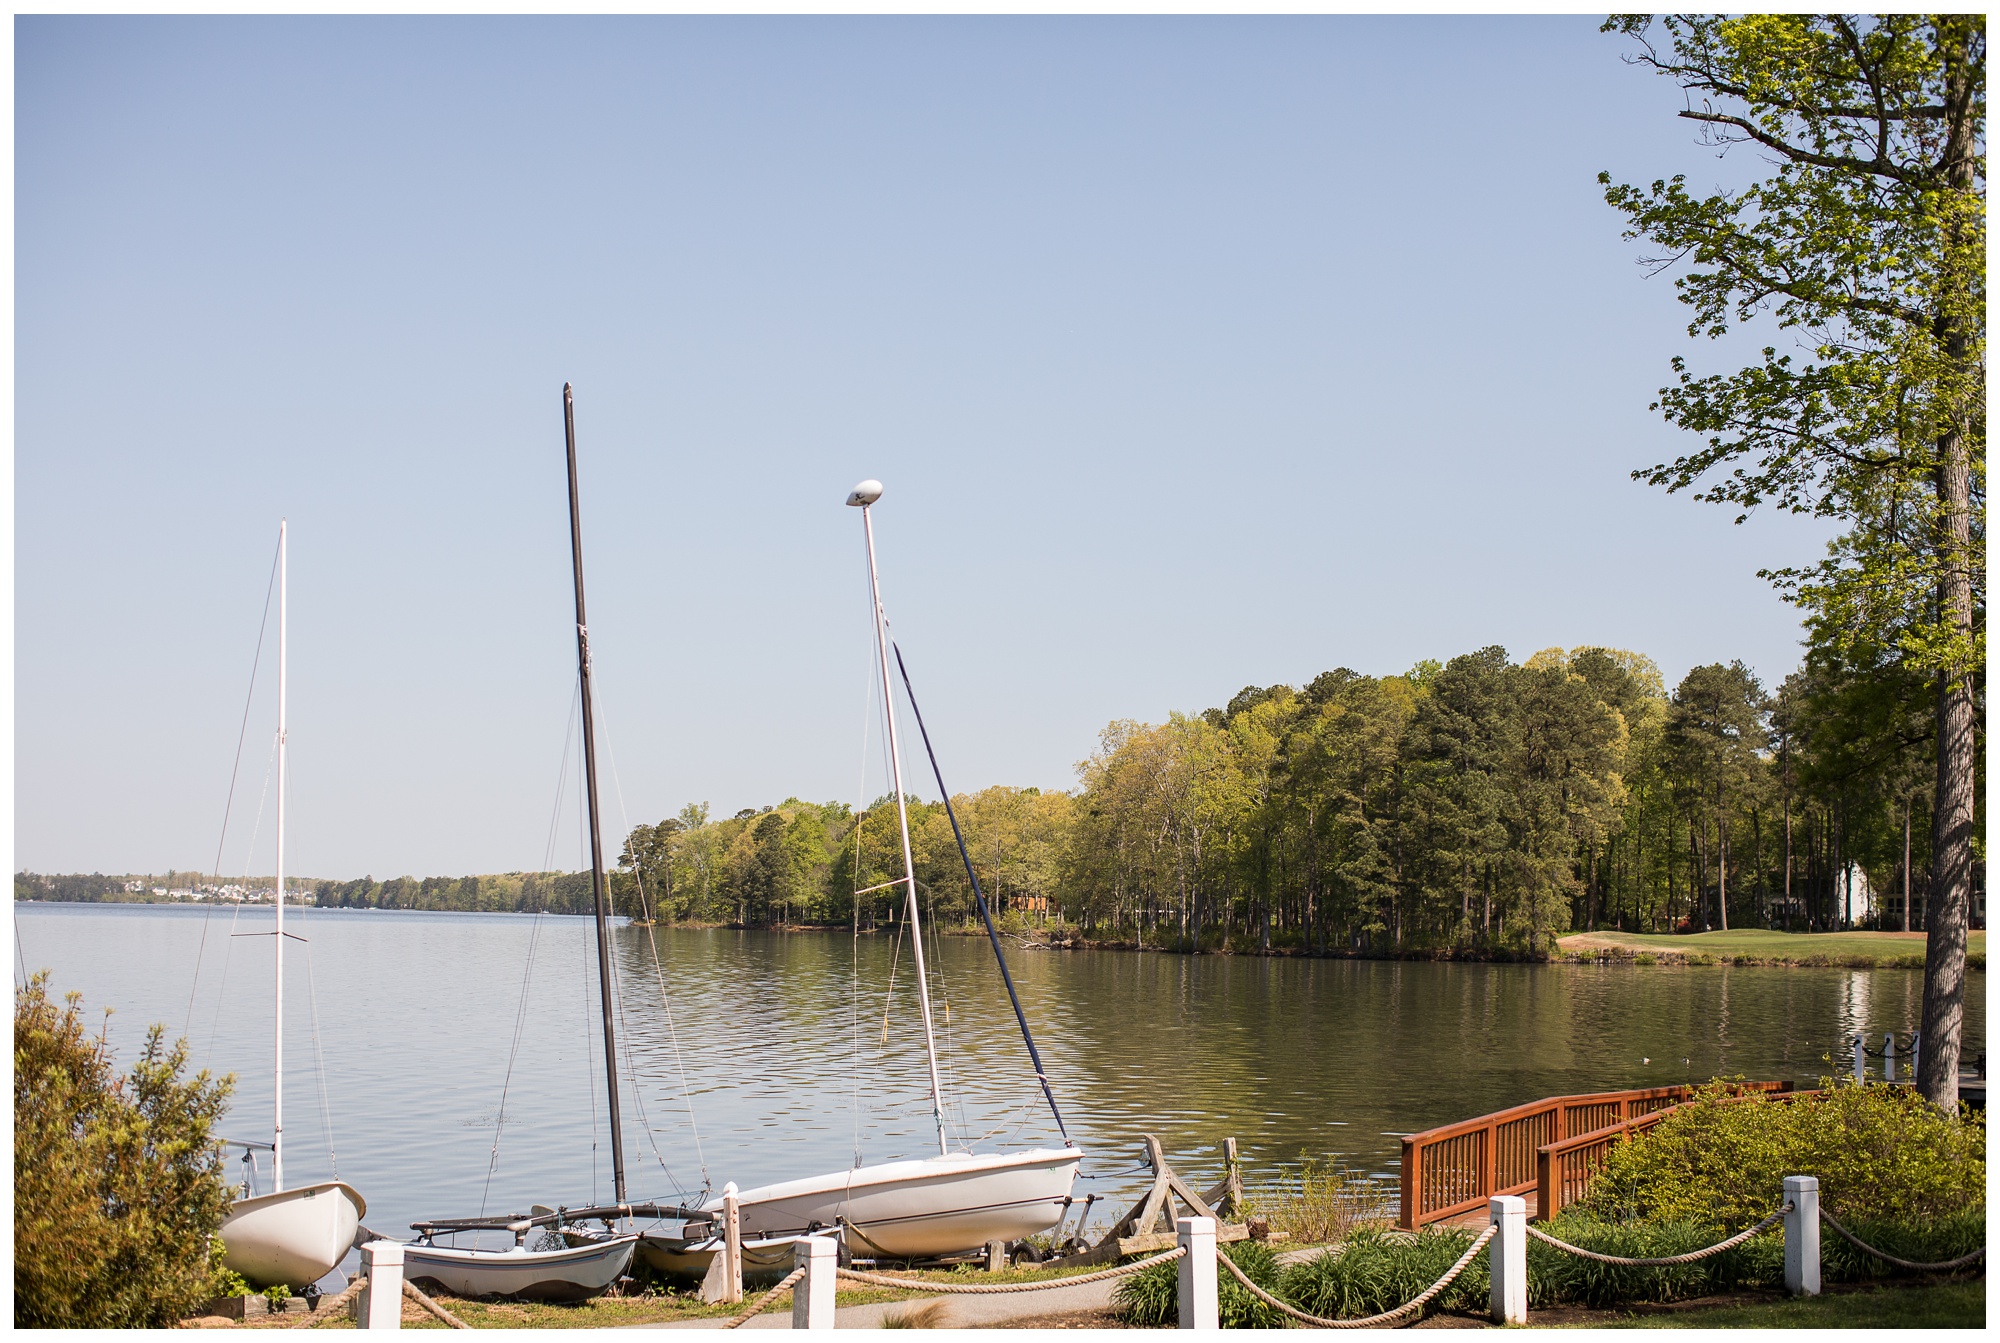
25,899 -> 1981,972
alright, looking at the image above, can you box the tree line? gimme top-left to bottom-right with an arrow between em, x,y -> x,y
614,640 -> 1980,956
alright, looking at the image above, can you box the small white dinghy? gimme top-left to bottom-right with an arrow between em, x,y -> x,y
400,1235 -> 638,1304
220,1181 -> 367,1289
710,1148 -> 1083,1259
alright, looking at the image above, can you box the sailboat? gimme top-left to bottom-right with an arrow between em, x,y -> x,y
391,388 -> 639,1303
639,479 -> 1083,1271
218,521 -> 369,1289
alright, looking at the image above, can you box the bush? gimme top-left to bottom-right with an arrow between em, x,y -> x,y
1576,1080 -> 1984,1231
15,974 -> 236,1327
1115,1239 -> 1288,1327
1241,1157 -> 1395,1244
1526,1212 -> 1783,1306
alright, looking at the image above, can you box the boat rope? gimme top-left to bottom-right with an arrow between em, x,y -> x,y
1215,1225 -> 1494,1328
301,943 -> 338,1179
1525,1203 -> 1789,1266
1820,1208 -> 1987,1271
186,528 -> 281,1041
836,1245 -> 1186,1294
479,687 -> 578,1218
403,1280 -> 471,1329
891,641 -> 1073,1144
596,690 -> 707,1198
721,1264 -> 809,1328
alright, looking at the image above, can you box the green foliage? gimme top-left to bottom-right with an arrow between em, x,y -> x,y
1577,1081 -> 1986,1230
1241,1158 -> 1394,1244
15,973 -> 236,1328
1283,1226 -> 1488,1320
1527,1213 -> 1781,1307
1819,1205 -> 1987,1281
261,1282 -> 293,1306
1113,1239 -> 1287,1328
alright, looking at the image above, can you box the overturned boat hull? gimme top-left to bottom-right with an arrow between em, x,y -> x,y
220,1181 -> 366,1289
702,1148 -> 1082,1259
401,1234 -> 637,1303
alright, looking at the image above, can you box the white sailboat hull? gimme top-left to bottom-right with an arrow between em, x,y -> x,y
701,1148 -> 1083,1259
401,1235 -> 638,1303
220,1181 -> 366,1289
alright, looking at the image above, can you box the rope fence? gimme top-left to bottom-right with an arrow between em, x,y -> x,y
1821,1209 -> 1988,1273
1217,1224 -> 1496,1329
402,1281 -> 470,1330
273,1278 -> 365,1329
721,1265 -> 807,1329
1525,1203 -> 1791,1267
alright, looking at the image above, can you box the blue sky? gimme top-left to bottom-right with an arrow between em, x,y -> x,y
17,16 -> 1837,879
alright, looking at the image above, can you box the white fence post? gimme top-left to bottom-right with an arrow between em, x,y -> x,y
359,1240 -> 404,1330
1488,1195 -> 1527,1326
1851,1035 -> 1864,1083
1177,1215 -> 1217,1329
792,1235 -> 837,1329
1783,1176 -> 1820,1297
1883,1033 -> 1897,1083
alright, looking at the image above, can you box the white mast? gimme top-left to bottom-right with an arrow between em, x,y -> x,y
848,480 -> 949,1157
273,518 -> 287,1193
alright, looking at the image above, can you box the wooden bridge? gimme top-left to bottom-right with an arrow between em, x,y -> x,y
1397,1081 -> 1794,1230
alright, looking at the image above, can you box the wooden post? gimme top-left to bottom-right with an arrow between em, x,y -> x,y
1176,1216 -> 1217,1329
1399,1137 -> 1420,1231
792,1235 -> 837,1329
1223,1136 -> 1242,1215
986,1239 -> 1007,1273
1784,1176 -> 1820,1296
1478,1123 -> 1494,1202
359,1240 -> 403,1331
1535,1147 -> 1556,1223
722,1181 -> 743,1305
1488,1195 -> 1527,1326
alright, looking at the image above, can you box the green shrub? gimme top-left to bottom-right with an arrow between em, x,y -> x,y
1114,1239 -> 1287,1327
1526,1212 -> 1783,1306
1577,1080 -> 1984,1231
1281,1227 -> 1488,1320
1819,1205 -> 1987,1281
262,1282 -> 293,1306
15,974 -> 236,1327
1241,1157 -> 1394,1244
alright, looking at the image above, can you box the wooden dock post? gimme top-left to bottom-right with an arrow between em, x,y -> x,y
792,1235 -> 838,1329
722,1181 -> 743,1304
1176,1216 -> 1217,1329
359,1240 -> 403,1331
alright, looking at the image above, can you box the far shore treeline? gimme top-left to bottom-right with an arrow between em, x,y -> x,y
22,640 -> 1981,959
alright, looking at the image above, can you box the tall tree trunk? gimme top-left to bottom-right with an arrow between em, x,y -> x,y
1919,15 -> 1980,1110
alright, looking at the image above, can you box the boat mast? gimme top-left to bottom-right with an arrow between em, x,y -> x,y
273,518 -> 286,1193
849,481 -> 949,1157
564,384 -> 627,1202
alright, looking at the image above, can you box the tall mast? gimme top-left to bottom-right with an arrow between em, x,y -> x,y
848,481 -> 949,1157
273,518 -> 287,1193
565,384 -> 627,1202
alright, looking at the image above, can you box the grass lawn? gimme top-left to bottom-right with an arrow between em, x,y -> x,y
1576,1277 -> 1986,1329
1558,928 -> 1985,968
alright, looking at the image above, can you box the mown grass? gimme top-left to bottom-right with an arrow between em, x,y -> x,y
1557,928 -> 1986,970
1577,1277 -> 1987,1329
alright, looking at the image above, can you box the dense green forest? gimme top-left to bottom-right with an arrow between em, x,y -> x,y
615,642 -> 1983,957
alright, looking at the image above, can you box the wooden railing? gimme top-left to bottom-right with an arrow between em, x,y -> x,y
1398,1081 -> 1792,1230
1533,1085 -> 1817,1223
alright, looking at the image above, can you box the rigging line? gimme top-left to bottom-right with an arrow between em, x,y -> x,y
878,899 -> 906,1049
604,866 -> 693,1199
302,942 -> 338,1179
15,910 -> 29,987
850,610 -> 881,1169
201,730 -> 277,1069
186,528 -> 282,1041
890,641 -> 1073,1144
479,908 -> 546,1217
576,720 -> 602,1209
591,684 -> 708,1189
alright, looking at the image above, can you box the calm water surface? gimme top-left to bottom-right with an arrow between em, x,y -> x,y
16,903 -> 1982,1261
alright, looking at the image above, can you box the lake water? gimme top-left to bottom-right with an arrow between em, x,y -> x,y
15,902 -> 1983,1275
